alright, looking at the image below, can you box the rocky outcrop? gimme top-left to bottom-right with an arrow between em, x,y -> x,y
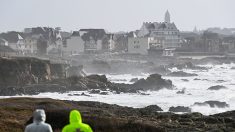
1,98 -> 235,132
194,101 -> 229,108
130,74 -> 173,91
196,57 -> 235,65
169,106 -> 192,113
139,105 -> 163,115
168,61 -> 207,70
167,71 -> 198,77
176,88 -> 186,94
0,72 -> 174,95
207,85 -> 227,90
0,57 -> 51,87
144,65 -> 171,75
130,78 -> 138,83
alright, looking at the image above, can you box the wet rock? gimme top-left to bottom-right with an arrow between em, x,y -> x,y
139,105 -> 163,115
130,78 -> 138,83
216,80 -> 226,83
207,85 -> 227,90
176,88 -> 186,94
132,74 -> 173,91
167,71 -> 198,77
169,62 -> 207,70
68,92 -> 91,97
0,86 -> 25,96
169,106 -> 192,113
194,101 -> 229,108
181,79 -> 189,82
138,92 -> 150,95
203,116 -> 221,124
89,89 -> 101,94
145,65 -> 171,75
111,79 -> 127,82
1,98 -> 235,132
100,92 -> 109,95
86,74 -> 108,83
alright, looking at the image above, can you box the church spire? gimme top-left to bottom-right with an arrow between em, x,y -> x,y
164,10 -> 170,23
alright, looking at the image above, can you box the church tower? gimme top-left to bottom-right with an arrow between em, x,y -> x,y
164,10 -> 170,23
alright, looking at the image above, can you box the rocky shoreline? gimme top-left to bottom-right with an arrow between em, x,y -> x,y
0,97 -> 235,132
1,56 -> 235,96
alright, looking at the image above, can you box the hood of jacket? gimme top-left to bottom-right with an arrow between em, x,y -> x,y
33,109 -> 46,123
69,110 -> 82,124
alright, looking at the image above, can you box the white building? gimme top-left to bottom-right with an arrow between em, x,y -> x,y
64,33 -> 85,56
22,34 -> 38,54
138,10 -> 181,49
0,38 -> 8,46
128,37 -> 152,55
16,34 -> 26,54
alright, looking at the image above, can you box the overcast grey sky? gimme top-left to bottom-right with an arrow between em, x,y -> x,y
0,0 -> 234,32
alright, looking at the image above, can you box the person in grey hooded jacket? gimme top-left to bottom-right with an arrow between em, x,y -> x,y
25,109 -> 53,132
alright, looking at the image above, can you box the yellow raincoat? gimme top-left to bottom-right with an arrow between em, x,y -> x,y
62,110 -> 93,132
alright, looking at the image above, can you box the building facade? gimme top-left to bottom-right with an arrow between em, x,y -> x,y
64,32 -> 85,56
137,10 -> 181,49
128,37 -> 151,55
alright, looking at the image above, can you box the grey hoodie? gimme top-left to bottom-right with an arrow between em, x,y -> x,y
25,109 -> 53,132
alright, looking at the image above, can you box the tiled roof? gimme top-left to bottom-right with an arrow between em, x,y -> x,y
79,29 -> 106,41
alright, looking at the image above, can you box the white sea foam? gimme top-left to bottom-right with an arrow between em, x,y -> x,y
1,63 -> 235,115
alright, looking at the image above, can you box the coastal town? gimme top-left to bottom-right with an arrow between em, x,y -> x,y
1,10 -> 235,60
1,0 -> 235,131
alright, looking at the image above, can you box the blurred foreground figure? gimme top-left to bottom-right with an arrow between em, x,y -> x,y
25,109 -> 53,132
62,110 -> 93,132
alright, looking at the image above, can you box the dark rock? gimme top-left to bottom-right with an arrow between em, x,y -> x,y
181,79 -> 189,82
167,71 -> 198,77
207,85 -> 227,90
132,74 -> 173,91
176,88 -> 186,94
194,78 -> 201,80
111,79 -> 127,82
216,80 -> 226,83
86,74 -> 108,83
100,92 -> 109,95
169,106 -> 192,113
139,105 -> 163,115
1,98 -> 235,132
145,65 -> 171,75
138,92 -> 150,95
89,89 -> 101,94
169,62 -> 207,70
203,116 -> 221,124
194,101 -> 229,108
68,93 -> 91,97
130,78 -> 138,83
81,92 -> 91,96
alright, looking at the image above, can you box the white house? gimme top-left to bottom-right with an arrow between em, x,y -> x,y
138,10 -> 181,49
0,38 -> 8,46
128,37 -> 151,55
64,33 -> 85,56
16,34 -> 26,54
22,34 -> 39,55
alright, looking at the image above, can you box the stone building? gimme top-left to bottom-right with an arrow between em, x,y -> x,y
137,10 -> 181,49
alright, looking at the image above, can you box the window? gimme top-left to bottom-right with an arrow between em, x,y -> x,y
134,45 -> 140,48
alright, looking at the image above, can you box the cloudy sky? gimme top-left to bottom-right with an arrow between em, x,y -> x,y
0,0 -> 234,32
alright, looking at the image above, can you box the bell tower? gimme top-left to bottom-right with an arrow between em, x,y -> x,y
164,10 -> 170,23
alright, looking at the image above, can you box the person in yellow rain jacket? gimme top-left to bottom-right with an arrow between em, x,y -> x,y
62,110 -> 93,132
